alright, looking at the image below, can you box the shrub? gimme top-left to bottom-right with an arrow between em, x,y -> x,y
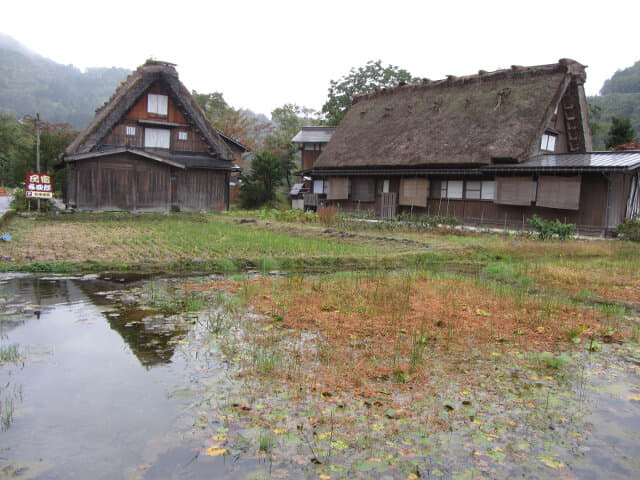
528,215 -> 575,240
317,205 -> 339,226
618,218 -> 640,241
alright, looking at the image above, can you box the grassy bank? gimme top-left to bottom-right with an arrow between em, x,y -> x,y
0,211 -> 638,310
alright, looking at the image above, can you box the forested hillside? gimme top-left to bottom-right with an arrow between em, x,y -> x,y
0,33 -> 130,129
589,60 -> 640,149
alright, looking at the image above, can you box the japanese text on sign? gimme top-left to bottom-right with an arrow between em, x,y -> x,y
25,172 -> 54,198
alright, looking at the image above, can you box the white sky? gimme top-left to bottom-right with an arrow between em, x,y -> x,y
2,0 -> 638,118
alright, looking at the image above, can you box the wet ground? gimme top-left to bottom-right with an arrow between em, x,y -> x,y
1,274 -> 640,479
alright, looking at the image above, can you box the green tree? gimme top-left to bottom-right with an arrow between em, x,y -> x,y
192,90 -> 272,150
265,104 -> 322,189
605,117 -> 636,149
0,113 -> 33,186
239,151 -> 286,208
321,60 -> 418,126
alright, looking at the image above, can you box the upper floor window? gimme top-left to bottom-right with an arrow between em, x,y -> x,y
126,126 -> 136,136
147,94 -> 168,115
144,128 -> 170,149
541,132 -> 557,152
178,131 -> 188,141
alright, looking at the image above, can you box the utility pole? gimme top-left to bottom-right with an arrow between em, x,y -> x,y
35,113 -> 41,212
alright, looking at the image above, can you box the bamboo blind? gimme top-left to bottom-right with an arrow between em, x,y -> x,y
399,178 -> 429,207
351,178 -> 375,202
494,177 -> 535,206
327,177 -> 349,200
536,176 -> 581,210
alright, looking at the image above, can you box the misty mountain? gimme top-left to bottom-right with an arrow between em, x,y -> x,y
589,60 -> 640,149
0,33 -> 130,129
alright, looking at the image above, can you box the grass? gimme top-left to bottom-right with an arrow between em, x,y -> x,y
187,269 -> 631,397
0,212 -> 389,273
0,210 -> 637,309
0,344 -> 19,363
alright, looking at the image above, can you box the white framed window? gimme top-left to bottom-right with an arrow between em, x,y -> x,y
481,181 -> 495,200
125,126 -> 136,136
465,181 -> 481,199
147,94 -> 168,115
313,179 -> 328,194
178,131 -> 188,141
441,180 -> 463,199
541,133 -> 557,152
144,128 -> 170,149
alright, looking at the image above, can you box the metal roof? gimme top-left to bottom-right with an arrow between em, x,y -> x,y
289,183 -> 305,195
484,151 -> 640,172
291,127 -> 336,144
64,148 -> 233,170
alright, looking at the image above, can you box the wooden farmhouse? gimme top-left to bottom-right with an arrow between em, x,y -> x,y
304,59 -> 640,234
63,60 -> 238,212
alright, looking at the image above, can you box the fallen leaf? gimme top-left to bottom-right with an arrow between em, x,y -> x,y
205,447 -> 227,456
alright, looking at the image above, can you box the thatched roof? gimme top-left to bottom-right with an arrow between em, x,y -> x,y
314,59 -> 588,169
65,60 -> 233,162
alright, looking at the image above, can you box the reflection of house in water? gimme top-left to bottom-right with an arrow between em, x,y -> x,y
104,309 -> 189,368
1,276 -> 189,368
77,282 -> 190,369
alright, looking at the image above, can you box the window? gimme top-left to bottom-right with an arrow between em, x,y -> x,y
178,131 -> 188,141
465,181 -> 481,199
147,94 -> 168,115
383,179 -> 390,193
126,126 -> 136,136
541,132 -> 557,152
441,180 -> 463,199
144,128 -> 170,149
481,181 -> 495,200
465,180 -> 495,200
313,179 -> 327,194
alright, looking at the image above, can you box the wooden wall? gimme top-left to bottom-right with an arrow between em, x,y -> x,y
302,150 -> 322,171
101,81 -> 209,153
67,154 -> 228,212
175,168 -> 227,211
319,173 -> 613,233
124,83 -> 186,124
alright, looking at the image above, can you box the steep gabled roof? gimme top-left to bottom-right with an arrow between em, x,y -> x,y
315,59 -> 589,169
65,60 -> 233,161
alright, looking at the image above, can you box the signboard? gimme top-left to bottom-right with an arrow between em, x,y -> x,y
25,172 -> 54,198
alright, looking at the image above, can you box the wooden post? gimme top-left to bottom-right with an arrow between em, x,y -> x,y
35,113 -> 40,212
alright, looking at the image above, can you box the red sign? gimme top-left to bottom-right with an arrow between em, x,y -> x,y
25,172 -> 54,198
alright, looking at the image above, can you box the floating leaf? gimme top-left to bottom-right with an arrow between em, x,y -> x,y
537,456 -> 564,468
205,447 -> 228,456
213,433 -> 227,441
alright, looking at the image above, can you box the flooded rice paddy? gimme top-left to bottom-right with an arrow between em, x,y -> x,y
1,274 -> 640,479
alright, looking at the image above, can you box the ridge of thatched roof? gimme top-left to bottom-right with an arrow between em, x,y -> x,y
314,59 -> 588,169
65,60 -> 233,161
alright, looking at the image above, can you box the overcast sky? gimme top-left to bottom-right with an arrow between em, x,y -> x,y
2,0 -> 638,118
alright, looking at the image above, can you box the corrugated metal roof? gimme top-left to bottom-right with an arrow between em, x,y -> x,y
291,127 -> 335,144
484,152 -> 640,171
289,183 -> 305,195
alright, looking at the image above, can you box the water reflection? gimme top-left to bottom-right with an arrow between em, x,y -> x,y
0,275 -> 188,368
0,274 -> 200,479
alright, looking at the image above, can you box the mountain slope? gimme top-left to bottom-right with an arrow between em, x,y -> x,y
0,33 -> 130,128
589,60 -> 640,149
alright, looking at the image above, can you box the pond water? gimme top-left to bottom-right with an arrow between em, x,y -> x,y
1,274 -> 640,479
0,274 -> 265,479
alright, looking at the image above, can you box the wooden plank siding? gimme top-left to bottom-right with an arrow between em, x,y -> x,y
175,169 -> 227,211
124,83 -> 188,124
69,154 -> 171,211
319,174 -> 611,233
